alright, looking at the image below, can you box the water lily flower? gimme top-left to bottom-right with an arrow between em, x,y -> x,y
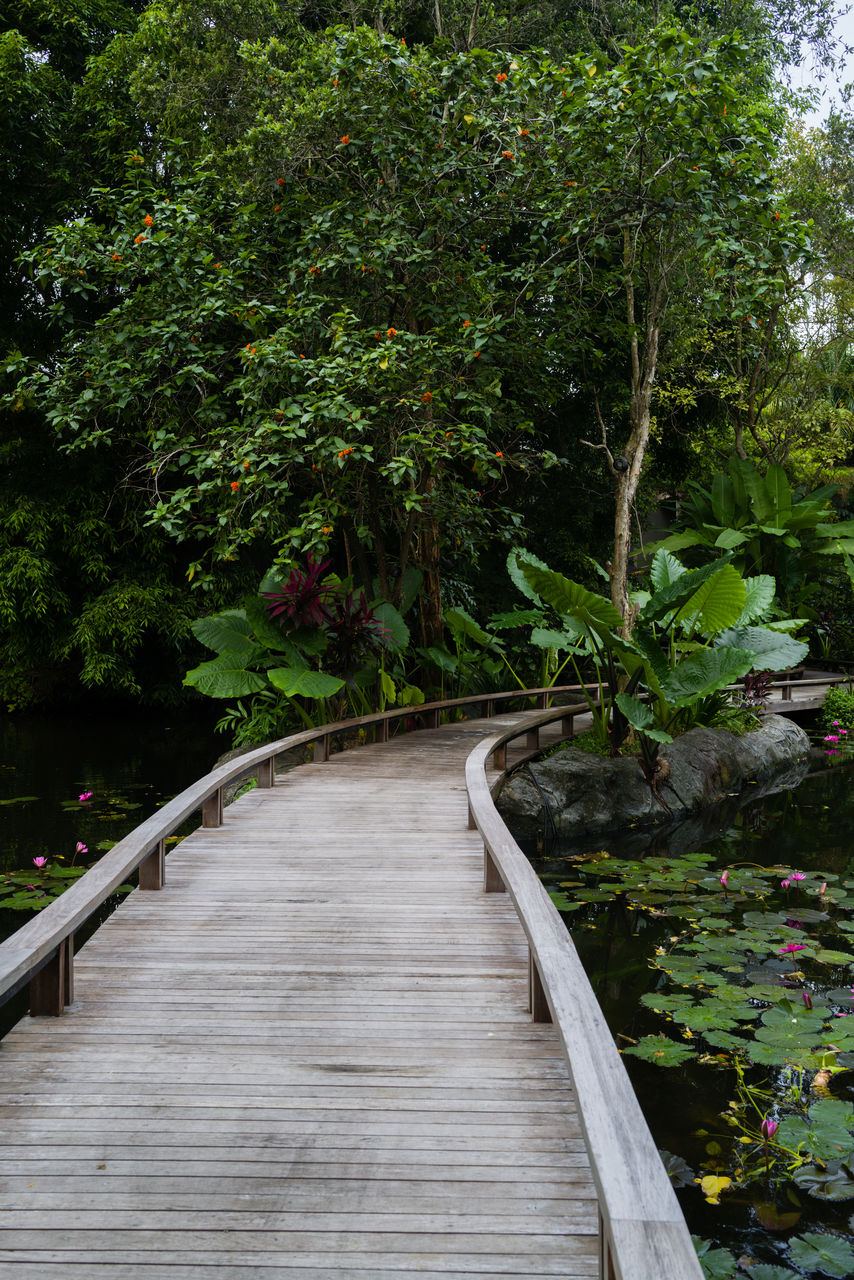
720,870 -> 729,888
802,991 -> 813,1010
760,1117 -> 778,1141
778,942 -> 805,954
820,882 -> 827,895
32,856 -> 47,868
75,842 -> 87,855
78,791 -> 93,802
789,872 -> 806,883
781,879 -> 790,890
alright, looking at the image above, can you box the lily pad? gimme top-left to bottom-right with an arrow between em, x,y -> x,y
792,1158 -> 854,1202
787,1231 -> 854,1276
659,1149 -> 695,1187
622,1035 -> 697,1066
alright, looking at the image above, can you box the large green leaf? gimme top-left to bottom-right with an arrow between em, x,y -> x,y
731,456 -> 774,524
675,563 -> 746,637
191,610 -> 257,655
659,647 -> 756,706
788,1232 -> 854,1278
714,626 -> 808,672
508,548 -> 550,604
644,530 -> 709,554
615,693 -> 673,743
373,601 -> 409,652
445,606 -> 497,648
184,655 -> 269,698
766,464 -> 792,519
267,667 -> 345,699
787,486 -> 838,529
520,563 -> 623,640
713,528 -> 749,549
736,574 -> 776,624
640,556 -> 734,625
710,472 -> 736,526
650,548 -> 685,592
530,626 -> 583,650
243,596 -> 303,657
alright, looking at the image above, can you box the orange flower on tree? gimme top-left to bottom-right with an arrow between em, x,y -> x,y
421,391 -> 433,403
462,319 -> 470,328
473,351 -> 481,359
387,327 -> 397,337
143,214 -> 153,227
134,235 -> 145,244
502,150 -> 513,159
230,481 -> 240,491
341,135 -> 350,145
495,451 -> 503,458
496,72 -> 507,82
277,177 -> 285,187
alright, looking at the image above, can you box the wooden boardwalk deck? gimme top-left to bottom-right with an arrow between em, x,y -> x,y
0,714 -> 599,1278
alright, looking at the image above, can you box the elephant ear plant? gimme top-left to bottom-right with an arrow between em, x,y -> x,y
513,548 -> 809,787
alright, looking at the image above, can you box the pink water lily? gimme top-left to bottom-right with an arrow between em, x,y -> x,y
32,856 -> 47,868
75,842 -> 88,855
78,791 -> 93,802
720,870 -> 729,888
781,879 -> 790,890
779,942 -> 805,954
789,872 -> 806,883
760,1116 -> 778,1141
802,991 -> 813,1009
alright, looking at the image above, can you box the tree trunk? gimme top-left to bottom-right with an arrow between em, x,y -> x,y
418,475 -> 443,648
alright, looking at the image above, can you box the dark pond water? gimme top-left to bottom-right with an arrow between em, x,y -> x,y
0,703 -> 220,1031
525,744 -> 854,1277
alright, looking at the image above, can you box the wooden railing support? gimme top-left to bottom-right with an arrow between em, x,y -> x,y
492,742 -> 507,770
526,727 -> 539,749
484,848 -> 505,893
528,950 -> 551,1022
376,719 -> 389,744
256,757 -> 274,788
537,692 -> 548,709
599,1210 -> 617,1280
202,788 -> 223,828
561,713 -> 575,737
29,935 -> 73,1017
485,699 -> 494,718
314,735 -> 330,762
139,839 -> 165,890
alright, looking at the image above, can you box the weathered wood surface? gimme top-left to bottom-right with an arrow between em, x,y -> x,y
0,714 -> 599,1276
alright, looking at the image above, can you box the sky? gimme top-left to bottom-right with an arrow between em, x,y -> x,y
792,4 -> 854,123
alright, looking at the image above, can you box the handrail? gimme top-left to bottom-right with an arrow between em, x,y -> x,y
465,706 -> 705,1280
0,681 -> 600,1015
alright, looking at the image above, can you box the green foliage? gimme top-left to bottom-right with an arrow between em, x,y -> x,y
654,455 -> 846,611
511,546 -> 807,763
821,687 -> 854,731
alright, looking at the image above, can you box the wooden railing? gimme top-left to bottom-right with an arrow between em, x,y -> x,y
465,699 -> 705,1280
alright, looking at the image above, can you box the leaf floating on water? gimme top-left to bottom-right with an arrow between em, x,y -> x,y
788,1231 -> 854,1275
622,1035 -> 697,1065
0,796 -> 38,806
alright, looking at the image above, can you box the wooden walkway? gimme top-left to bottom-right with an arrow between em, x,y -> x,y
0,714 -> 599,1277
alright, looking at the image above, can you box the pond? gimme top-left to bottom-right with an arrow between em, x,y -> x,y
525,742 -> 854,1280
0,703 -> 220,1034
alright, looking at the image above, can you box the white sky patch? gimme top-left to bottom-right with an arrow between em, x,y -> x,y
792,5 -> 854,122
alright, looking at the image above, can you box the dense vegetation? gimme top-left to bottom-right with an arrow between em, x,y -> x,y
3,0 -> 854,719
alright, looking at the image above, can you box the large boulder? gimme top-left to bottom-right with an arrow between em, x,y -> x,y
497,713 -> 810,839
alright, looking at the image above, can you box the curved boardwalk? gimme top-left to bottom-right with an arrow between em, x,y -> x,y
0,714 -> 598,1278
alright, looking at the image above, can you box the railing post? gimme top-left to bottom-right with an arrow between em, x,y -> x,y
561,713 -> 575,737
256,757 -> 274,788
525,727 -> 540,750
314,735 -> 330,762
492,742 -> 506,770
424,708 -> 440,729
485,699 -> 494,718
528,950 -> 551,1022
599,1209 -> 617,1280
376,718 -> 389,743
467,800 -> 477,831
484,847 -> 505,893
29,935 -> 73,1017
537,691 -> 548,709
202,787 -> 223,827
139,838 -> 165,890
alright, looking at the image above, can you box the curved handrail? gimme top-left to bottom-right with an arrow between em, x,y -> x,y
466,712 -> 705,1280
0,681 -> 597,1009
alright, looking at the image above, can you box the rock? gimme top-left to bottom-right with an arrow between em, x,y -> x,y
497,714 -> 810,840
